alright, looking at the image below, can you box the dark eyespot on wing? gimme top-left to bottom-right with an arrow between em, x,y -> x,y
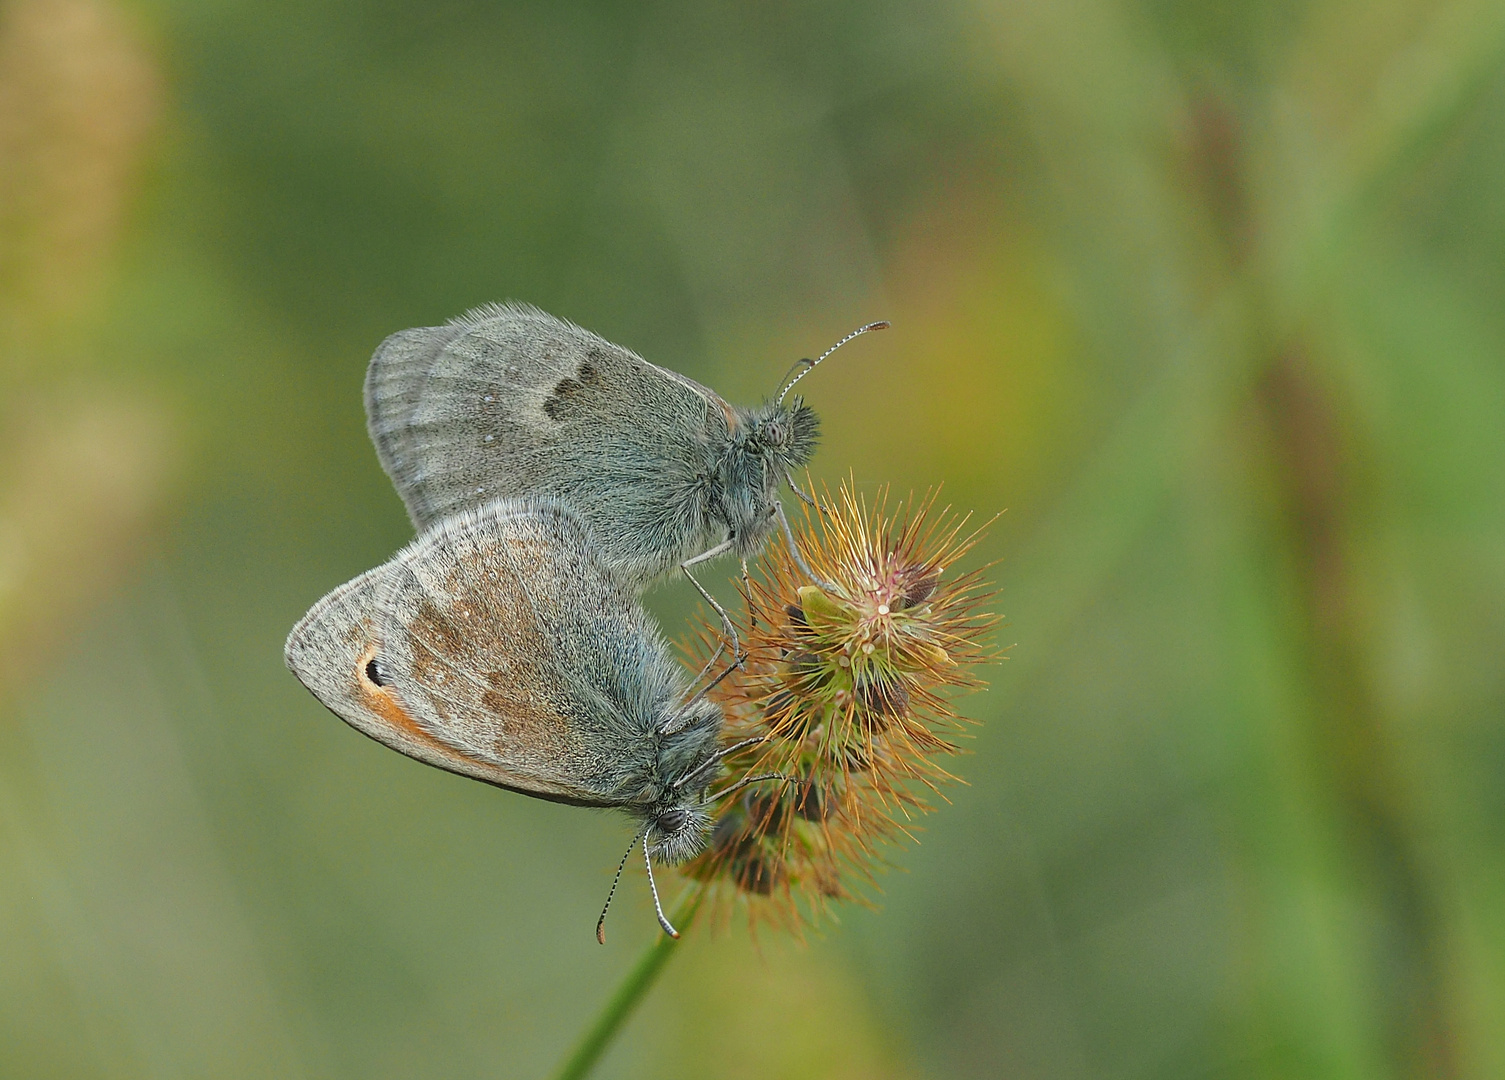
543,367 -> 604,421
579,350 -> 602,384
364,304 -> 733,579
543,378 -> 579,421
542,353 -> 609,421
363,657 -> 387,687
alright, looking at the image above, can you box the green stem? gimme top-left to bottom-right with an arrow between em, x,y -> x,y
548,889 -> 703,1080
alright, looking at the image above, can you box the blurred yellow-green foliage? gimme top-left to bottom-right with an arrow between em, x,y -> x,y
3,0 -> 1504,1077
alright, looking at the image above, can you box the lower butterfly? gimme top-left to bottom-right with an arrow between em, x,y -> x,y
285,498 -> 769,940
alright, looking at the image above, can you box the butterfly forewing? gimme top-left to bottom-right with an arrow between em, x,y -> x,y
286,501 -> 691,807
284,558 -> 575,800
365,304 -> 730,584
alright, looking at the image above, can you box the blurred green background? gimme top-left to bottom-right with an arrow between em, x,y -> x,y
3,0 -> 1504,1077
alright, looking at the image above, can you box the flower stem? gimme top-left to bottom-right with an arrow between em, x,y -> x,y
547,889 -> 702,1080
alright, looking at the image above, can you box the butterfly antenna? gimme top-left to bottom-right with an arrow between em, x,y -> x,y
775,356 -> 813,398
776,320 -> 890,405
596,827 -> 645,944
644,833 -> 680,939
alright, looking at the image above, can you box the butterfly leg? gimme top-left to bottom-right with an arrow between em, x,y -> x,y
783,467 -> 832,517
741,558 -> 757,634
775,500 -> 840,593
665,645 -> 748,735
709,771 -> 798,803
681,539 -> 740,661
673,734 -> 767,790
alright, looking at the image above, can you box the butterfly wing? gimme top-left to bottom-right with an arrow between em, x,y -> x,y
364,303 -> 732,585
285,500 -> 689,808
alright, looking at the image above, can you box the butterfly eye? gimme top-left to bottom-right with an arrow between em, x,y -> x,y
655,808 -> 689,835
764,420 -> 786,447
363,656 -> 388,687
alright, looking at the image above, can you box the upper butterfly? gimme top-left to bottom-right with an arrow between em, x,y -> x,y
364,303 -> 887,611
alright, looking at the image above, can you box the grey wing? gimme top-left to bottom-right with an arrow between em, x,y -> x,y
372,500 -> 687,808
283,517 -> 607,805
365,303 -> 731,584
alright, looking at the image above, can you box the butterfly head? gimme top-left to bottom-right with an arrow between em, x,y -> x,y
717,399 -> 821,556
645,801 -> 714,863
748,396 -> 820,472
639,692 -> 722,863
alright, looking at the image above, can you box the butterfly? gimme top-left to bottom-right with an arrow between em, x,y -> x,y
363,303 -> 886,645
284,498 -> 752,938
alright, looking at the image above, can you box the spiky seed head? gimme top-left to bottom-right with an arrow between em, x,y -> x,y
680,479 -> 1000,933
